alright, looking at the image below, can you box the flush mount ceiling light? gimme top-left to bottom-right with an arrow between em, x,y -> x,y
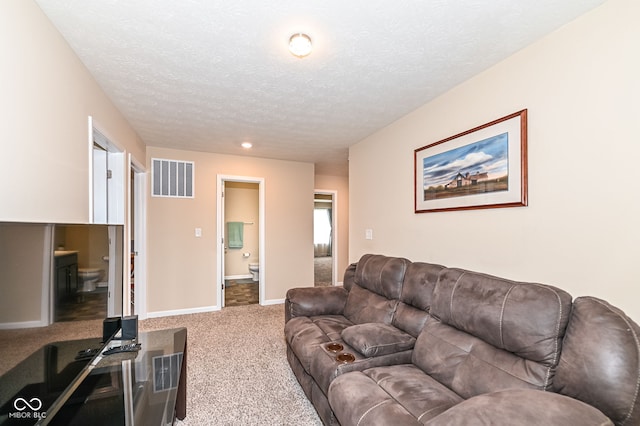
289,33 -> 312,58
241,142 -> 253,149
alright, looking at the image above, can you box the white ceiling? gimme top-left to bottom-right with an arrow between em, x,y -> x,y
35,0 -> 605,176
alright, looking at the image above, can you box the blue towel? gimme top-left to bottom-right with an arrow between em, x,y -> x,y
227,222 -> 243,249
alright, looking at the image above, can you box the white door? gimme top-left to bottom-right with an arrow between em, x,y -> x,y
107,225 -> 123,317
93,145 -> 108,224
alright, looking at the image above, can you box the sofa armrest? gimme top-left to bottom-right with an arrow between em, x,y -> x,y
341,323 -> 416,357
425,389 -> 613,426
285,286 -> 348,322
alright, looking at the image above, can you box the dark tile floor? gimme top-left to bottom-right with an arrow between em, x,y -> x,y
56,288 -> 108,322
225,279 -> 259,307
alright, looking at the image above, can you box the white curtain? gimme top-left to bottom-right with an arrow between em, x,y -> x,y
314,208 -> 332,256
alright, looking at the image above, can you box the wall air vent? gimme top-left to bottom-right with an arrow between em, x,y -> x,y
152,158 -> 194,198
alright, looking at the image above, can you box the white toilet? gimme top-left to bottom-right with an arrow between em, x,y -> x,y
78,268 -> 103,293
248,263 -> 260,282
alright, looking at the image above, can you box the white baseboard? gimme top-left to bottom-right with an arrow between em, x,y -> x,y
0,319 -> 48,330
146,305 -> 220,318
224,274 -> 253,280
147,300 -> 285,318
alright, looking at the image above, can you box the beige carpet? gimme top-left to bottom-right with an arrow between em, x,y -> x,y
314,256 -> 333,287
0,304 -> 322,425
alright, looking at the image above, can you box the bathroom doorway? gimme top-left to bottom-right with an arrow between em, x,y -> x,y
216,175 -> 265,309
314,191 -> 337,286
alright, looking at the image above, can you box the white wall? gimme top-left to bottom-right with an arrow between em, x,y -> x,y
349,0 -> 640,320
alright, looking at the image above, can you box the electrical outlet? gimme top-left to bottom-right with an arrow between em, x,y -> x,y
195,228 -> 202,237
365,228 -> 373,240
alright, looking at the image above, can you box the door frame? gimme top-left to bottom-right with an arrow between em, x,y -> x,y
128,154 -> 147,318
216,175 -> 265,309
107,225 -> 123,317
314,189 -> 338,286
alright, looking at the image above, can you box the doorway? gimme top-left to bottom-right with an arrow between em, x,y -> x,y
52,224 -> 123,322
314,190 -> 337,286
216,175 -> 265,309
129,155 -> 147,318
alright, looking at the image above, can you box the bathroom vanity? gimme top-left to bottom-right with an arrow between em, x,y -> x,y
54,251 -> 78,304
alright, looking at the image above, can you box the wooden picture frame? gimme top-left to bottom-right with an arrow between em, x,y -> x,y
414,109 -> 528,213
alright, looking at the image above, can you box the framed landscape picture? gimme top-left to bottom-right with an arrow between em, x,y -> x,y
414,109 -> 528,213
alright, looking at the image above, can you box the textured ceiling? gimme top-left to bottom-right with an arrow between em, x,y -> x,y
35,0 -> 605,176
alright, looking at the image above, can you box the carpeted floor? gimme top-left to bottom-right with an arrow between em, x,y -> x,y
0,304 -> 322,425
314,256 -> 333,287
145,304 -> 321,425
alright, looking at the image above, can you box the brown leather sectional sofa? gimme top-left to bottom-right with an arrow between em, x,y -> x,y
284,254 -> 640,426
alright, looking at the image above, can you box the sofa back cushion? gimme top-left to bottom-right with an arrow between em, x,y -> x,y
343,254 -> 409,324
392,261 -> 445,337
413,268 -> 572,398
553,297 -> 640,426
342,262 -> 357,292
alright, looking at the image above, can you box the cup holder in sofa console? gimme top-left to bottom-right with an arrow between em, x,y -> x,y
326,343 -> 343,353
335,353 -> 355,364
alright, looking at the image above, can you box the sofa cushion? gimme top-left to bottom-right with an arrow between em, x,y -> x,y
311,315 -> 354,341
285,286 -> 348,321
399,261 -> 444,311
343,285 -> 398,324
425,389 -> 614,426
343,254 -> 410,325
553,297 -> 640,426
430,268 -> 572,367
341,323 -> 416,357
414,320 -> 559,399
413,268 -> 573,397
353,254 -> 409,300
342,262 -> 357,292
328,365 -> 463,426
392,261 -> 445,337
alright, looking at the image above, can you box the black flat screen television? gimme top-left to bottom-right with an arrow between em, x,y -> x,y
0,222 -> 125,425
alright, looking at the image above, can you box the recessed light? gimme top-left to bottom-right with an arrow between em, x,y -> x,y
241,142 -> 253,149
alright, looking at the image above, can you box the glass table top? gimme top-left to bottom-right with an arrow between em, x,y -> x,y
0,328 -> 186,426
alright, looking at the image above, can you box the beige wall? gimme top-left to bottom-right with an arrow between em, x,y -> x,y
146,146 -> 314,314
315,174 -> 350,282
0,223 -> 47,325
349,0 -> 640,320
224,182 -> 259,277
0,0 -> 145,223
59,225 -> 110,277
